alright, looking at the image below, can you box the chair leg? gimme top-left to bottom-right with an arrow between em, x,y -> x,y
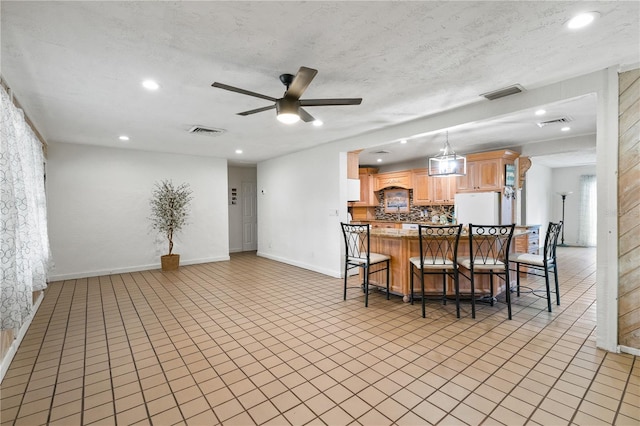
421,271 -> 426,318
442,271 -> 447,306
386,260 -> 390,300
454,269 -> 460,319
343,262 -> 348,301
470,270 -> 476,319
489,272 -> 494,306
364,266 -> 369,308
505,268 -> 512,320
544,267 -> 552,312
516,263 -> 521,297
553,264 -> 560,305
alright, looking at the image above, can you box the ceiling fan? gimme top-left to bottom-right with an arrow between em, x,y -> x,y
212,66 -> 362,124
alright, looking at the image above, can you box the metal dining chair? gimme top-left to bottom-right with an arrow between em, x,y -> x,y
409,224 -> 463,318
510,221 -> 563,312
458,223 -> 516,319
340,223 -> 391,307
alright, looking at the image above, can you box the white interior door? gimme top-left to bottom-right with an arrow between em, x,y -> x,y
242,181 -> 257,251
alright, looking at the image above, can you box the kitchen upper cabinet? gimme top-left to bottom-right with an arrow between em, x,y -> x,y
352,167 -> 379,207
430,175 -> 457,204
456,150 -> 518,193
374,171 -> 412,191
412,169 -> 431,205
412,169 -> 456,205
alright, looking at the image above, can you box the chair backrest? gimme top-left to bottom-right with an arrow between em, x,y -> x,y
417,224 -> 463,266
544,221 -> 563,261
341,223 -> 371,261
467,223 -> 516,266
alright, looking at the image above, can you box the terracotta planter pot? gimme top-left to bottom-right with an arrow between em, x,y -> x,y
161,254 -> 180,271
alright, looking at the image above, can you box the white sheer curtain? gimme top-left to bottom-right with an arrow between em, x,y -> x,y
577,174 -> 597,247
0,86 -> 51,332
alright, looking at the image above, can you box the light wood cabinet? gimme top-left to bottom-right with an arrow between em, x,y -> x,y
374,171 -> 412,191
369,222 -> 401,229
352,168 -> 378,207
456,150 -> 518,193
412,169 -> 431,205
514,225 -> 540,254
430,175 -> 457,204
412,169 -> 457,205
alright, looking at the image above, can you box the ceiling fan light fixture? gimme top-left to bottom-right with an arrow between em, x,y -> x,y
428,131 -> 466,177
276,98 -> 300,124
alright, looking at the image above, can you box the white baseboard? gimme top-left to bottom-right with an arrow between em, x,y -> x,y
256,251 -> 341,278
619,345 -> 640,356
47,256 -> 231,281
1,291 -> 44,383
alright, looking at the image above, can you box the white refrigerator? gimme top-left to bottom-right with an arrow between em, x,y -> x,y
454,192 -> 501,225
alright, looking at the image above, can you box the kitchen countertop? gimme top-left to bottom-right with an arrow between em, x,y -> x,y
370,227 -> 533,239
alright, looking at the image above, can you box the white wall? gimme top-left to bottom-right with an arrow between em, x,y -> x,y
46,142 -> 230,280
228,166 -> 257,253
257,145 -> 346,277
525,162 -> 553,238
551,165 -> 597,246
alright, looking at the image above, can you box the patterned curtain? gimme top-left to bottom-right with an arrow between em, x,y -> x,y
577,174 -> 597,247
0,86 -> 51,331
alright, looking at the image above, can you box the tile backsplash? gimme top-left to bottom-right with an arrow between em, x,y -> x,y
376,189 -> 454,223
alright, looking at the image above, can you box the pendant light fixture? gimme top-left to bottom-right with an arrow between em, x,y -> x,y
428,131 -> 467,177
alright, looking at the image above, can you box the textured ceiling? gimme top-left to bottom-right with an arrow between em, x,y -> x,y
1,1 -> 639,167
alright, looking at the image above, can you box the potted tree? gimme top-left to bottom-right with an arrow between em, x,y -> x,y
149,179 -> 193,271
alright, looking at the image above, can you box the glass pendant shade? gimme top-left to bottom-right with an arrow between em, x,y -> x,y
428,133 -> 466,177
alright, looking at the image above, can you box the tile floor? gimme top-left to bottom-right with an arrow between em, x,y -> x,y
1,247 -> 638,425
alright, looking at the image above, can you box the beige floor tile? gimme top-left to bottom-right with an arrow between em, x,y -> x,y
184,409 -> 219,425
2,249 -> 637,426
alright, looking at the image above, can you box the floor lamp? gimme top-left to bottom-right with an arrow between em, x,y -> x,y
557,191 -> 572,246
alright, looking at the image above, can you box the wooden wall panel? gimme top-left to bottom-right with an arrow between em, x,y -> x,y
618,68 -> 640,349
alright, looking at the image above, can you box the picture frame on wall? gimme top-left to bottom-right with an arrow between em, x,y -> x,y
505,164 -> 516,187
384,189 -> 410,213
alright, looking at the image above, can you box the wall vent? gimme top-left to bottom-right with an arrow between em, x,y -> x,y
536,116 -> 573,128
481,84 -> 526,100
188,126 -> 226,136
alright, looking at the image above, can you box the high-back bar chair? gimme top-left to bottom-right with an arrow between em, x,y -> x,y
458,223 -> 516,319
340,223 -> 391,307
409,224 -> 463,318
510,221 -> 563,312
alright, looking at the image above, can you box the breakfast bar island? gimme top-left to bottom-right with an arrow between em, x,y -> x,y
364,227 -> 532,302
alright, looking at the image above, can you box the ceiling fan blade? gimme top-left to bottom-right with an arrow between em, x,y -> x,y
300,98 -> 363,106
237,104 -> 276,116
298,107 -> 315,123
212,82 -> 277,102
285,67 -> 318,100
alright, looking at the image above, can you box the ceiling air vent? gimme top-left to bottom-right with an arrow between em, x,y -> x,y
372,150 -> 391,155
188,126 -> 226,136
536,116 -> 573,128
481,84 -> 526,101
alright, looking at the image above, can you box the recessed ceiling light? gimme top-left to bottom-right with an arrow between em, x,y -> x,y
313,120 -> 323,127
561,126 -> 571,132
535,109 -> 546,116
377,158 -> 383,163
142,80 -> 159,90
400,139 -> 407,144
567,12 -> 599,29
119,135 -> 130,141
235,149 -> 243,154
